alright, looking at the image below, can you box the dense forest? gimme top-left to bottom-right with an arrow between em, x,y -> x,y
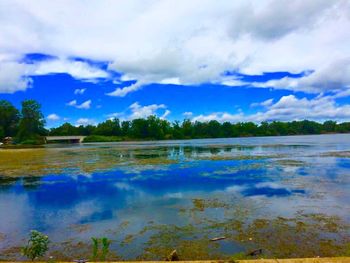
1,99 -> 350,143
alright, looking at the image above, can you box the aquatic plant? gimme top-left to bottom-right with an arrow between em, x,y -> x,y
91,237 -> 99,260
22,230 -> 50,261
101,237 -> 112,261
91,237 -> 112,261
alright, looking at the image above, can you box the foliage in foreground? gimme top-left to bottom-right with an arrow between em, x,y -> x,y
22,230 -> 50,261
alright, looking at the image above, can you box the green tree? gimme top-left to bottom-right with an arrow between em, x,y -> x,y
182,119 -> 193,138
0,100 -> 20,139
50,122 -> 78,136
17,100 -> 46,142
94,118 -> 121,136
22,230 -> 50,261
323,120 -> 337,133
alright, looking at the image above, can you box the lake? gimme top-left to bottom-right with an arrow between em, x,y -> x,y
0,134 -> 349,260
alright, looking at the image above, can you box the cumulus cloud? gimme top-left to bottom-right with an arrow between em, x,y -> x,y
192,112 -> 244,123
229,0 -> 333,40
129,102 -> 166,119
191,93 -> 350,123
246,58 -> 350,93
67,99 -> 91,109
0,57 -> 109,93
250,95 -> 350,122
34,59 -> 109,80
0,0 -> 349,95
47,113 -> 60,121
0,60 -> 32,93
107,102 -> 170,120
76,118 -> 95,126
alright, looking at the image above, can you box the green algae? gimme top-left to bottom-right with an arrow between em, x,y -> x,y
0,147 -> 178,177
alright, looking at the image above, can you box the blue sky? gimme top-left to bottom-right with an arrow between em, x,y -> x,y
0,1 -> 350,127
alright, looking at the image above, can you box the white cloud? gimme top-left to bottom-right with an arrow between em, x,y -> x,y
67,99 -> 91,109
0,0 -> 349,95
183,112 -> 193,118
34,59 -> 109,80
107,102 -> 170,120
67,100 -> 77,106
249,95 -> 350,122
76,118 -> 95,126
244,58 -> 350,93
192,112 -> 244,123
47,113 -> 60,121
192,93 -> 350,123
129,102 -> 166,119
0,60 -> 32,93
160,109 -> 171,119
0,57 -> 109,93
107,81 -> 144,97
251,98 -> 274,108
74,88 -> 86,95
229,0 -> 333,41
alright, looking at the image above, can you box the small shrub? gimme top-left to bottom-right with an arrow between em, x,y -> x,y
22,230 -> 50,261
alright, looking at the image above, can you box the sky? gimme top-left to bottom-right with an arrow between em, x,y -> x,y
0,0 -> 350,128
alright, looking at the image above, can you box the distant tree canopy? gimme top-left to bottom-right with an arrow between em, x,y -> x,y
1,99 -> 350,143
49,117 -> 350,140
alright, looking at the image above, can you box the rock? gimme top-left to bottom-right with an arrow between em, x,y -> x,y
166,249 -> 179,261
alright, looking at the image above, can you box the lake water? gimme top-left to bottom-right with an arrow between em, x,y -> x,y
0,134 -> 350,260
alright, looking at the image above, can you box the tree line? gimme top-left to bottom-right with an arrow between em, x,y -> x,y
1,99 -> 350,143
50,117 -> 350,141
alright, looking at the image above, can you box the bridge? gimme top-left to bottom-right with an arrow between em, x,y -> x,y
45,136 -> 86,143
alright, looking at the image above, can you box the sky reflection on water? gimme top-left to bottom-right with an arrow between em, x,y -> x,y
0,134 -> 349,260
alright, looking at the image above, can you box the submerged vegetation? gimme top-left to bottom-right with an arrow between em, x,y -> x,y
9,205 -> 350,261
0,136 -> 349,260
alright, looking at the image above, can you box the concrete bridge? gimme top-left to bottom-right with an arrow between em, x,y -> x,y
45,136 -> 86,143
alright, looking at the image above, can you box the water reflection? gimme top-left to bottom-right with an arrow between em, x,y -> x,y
0,135 -> 350,260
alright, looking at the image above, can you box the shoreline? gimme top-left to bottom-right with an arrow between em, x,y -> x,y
1,132 -> 350,149
1,258 -> 350,263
